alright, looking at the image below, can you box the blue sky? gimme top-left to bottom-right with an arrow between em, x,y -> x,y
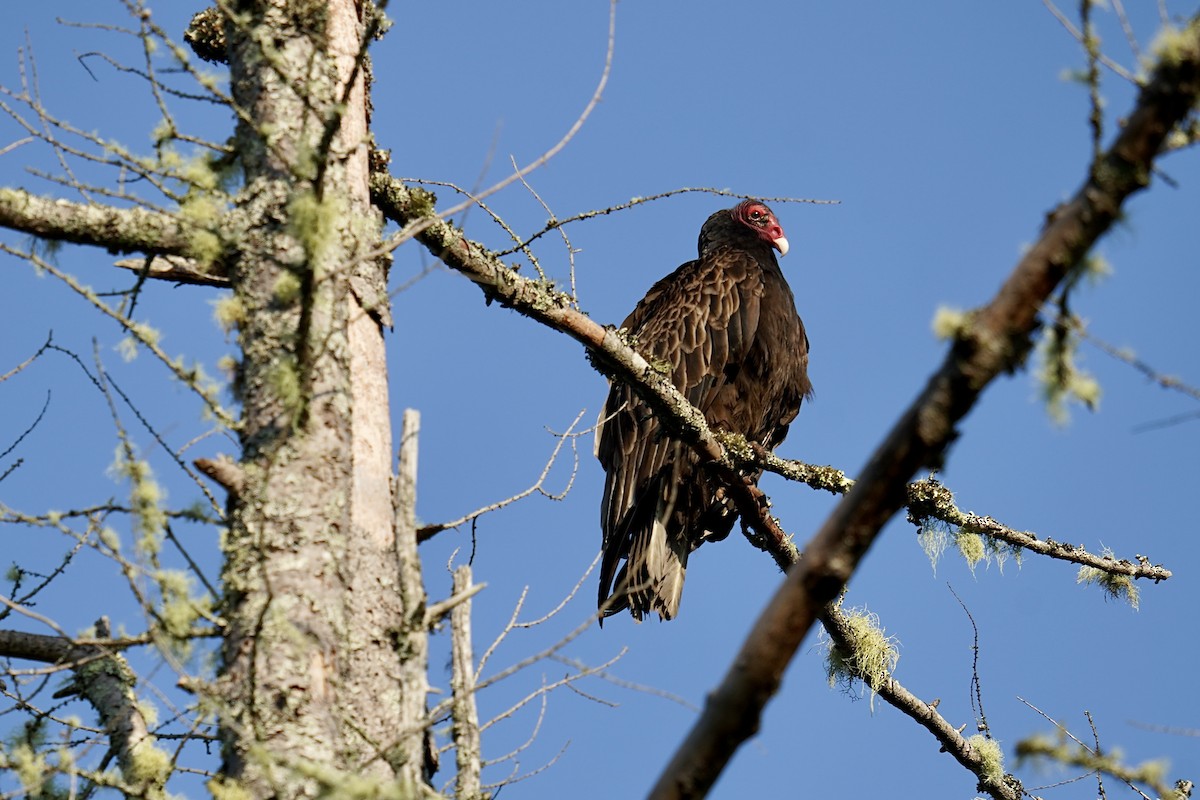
2,2 -> 1198,798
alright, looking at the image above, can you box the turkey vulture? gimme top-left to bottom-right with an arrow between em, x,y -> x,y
596,199 -> 812,621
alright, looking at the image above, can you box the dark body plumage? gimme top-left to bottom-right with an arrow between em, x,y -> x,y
597,200 -> 812,621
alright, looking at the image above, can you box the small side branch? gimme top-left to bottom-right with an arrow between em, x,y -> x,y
425,582 -> 486,629
417,409 -> 586,542
1015,700 -> 1193,799
114,255 -> 230,287
194,454 -> 245,497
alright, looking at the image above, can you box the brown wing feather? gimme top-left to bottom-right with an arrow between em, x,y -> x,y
597,250 -> 767,617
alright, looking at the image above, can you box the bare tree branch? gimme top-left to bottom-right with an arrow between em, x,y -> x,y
417,409 -> 585,542
425,581 -> 486,629
393,409 -> 435,786
450,566 -> 483,800
1015,699 -> 1191,799
113,254 -> 230,287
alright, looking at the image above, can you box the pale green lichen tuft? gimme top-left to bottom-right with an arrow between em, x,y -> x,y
269,356 -> 303,418
1149,23 -> 1200,68
126,739 -> 171,790
931,306 -> 969,340
157,145 -> 183,171
918,518 -> 1020,575
135,698 -> 160,728
272,271 -> 303,306
406,187 -> 437,218
158,570 -> 203,637
213,295 -> 245,333
117,322 -> 163,363
967,734 -> 1005,784
180,195 -> 225,267
1078,253 -> 1112,285
109,448 -> 167,555
289,190 -> 340,264
1078,550 -> 1140,609
208,775 -> 254,800
1069,372 -> 1102,409
217,354 -> 239,380
151,118 -> 176,147
824,607 -> 900,711
1036,318 -> 1101,425
98,526 -> 122,553
180,153 -> 222,193
917,518 -> 951,572
10,742 -> 49,795
956,531 -> 986,570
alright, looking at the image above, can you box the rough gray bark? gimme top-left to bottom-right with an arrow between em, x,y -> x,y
214,2 -> 415,796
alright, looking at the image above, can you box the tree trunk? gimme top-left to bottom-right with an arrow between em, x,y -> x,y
215,2 -> 423,796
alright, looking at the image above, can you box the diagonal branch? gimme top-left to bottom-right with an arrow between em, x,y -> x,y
820,606 -> 1021,800
647,17 -> 1200,799
367,174 -> 796,559
367,167 -> 1146,800
367,173 -> 1174,582
367,183 -> 731,456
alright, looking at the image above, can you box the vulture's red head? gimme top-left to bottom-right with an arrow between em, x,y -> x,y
698,199 -> 789,259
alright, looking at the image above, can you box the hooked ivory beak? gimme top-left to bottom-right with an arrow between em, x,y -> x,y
772,236 -> 790,257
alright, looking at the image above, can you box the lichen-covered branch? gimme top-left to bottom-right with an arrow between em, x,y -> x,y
1016,728 -> 1192,799
750,445 -> 1173,581
369,173 -> 1174,586
368,173 -> 793,557
820,607 -> 1021,800
0,188 -> 196,256
904,478 -> 1172,581
0,623 -> 172,799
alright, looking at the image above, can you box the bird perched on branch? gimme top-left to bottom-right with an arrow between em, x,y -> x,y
596,199 -> 812,621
